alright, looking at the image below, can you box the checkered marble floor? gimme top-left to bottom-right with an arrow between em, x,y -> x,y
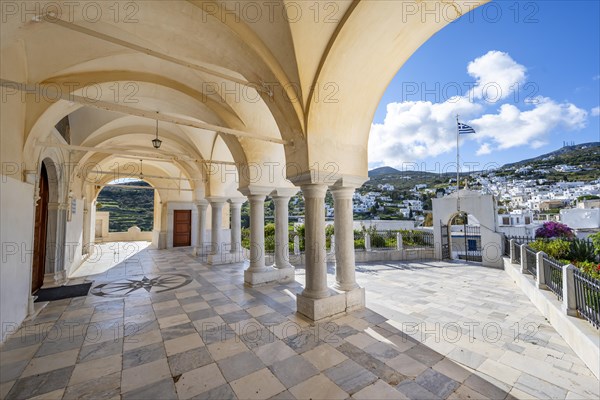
0,244 -> 598,399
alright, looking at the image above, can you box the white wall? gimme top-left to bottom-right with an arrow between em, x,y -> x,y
0,177 -> 34,343
65,198 -> 85,276
352,220 -> 415,231
560,208 -> 600,229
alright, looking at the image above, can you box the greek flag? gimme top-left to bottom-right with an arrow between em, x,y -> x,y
458,122 -> 476,135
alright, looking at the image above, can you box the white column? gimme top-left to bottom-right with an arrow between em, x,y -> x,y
330,186 -> 358,291
273,195 -> 292,269
209,199 -> 226,256
248,194 -> 268,272
229,199 -> 244,254
195,201 -> 208,256
301,184 -> 329,299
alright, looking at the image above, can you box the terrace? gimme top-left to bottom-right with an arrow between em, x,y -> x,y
1,243 -> 598,399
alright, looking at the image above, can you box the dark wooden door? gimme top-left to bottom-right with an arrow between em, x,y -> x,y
173,210 -> 191,247
32,164 -> 49,293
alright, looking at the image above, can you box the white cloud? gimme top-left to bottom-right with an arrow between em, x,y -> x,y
369,51 -> 589,168
476,143 -> 492,156
470,97 -> 587,150
467,51 -> 526,103
592,106 -> 600,117
369,97 -> 482,168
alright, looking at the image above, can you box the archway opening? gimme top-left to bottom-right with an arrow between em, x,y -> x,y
447,212 -> 482,262
94,179 -> 157,242
31,163 -> 49,293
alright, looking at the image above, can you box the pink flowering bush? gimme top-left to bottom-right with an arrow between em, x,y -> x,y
535,221 -> 574,239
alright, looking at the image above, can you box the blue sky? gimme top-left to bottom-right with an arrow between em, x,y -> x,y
369,1 -> 600,172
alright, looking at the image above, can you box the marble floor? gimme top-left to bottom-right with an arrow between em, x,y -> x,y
0,244 -> 598,399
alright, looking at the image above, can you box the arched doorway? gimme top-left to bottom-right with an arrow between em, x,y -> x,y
447,212 -> 482,262
32,163 -> 49,293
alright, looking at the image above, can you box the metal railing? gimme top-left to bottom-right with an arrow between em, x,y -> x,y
401,230 -> 435,248
503,235 -> 510,257
524,246 -> 537,277
370,231 -> 397,249
542,254 -> 563,300
353,231 -> 365,250
573,268 -> 600,329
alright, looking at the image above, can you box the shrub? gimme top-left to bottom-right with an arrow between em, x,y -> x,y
574,260 -> 600,280
529,239 -> 571,260
568,239 -> 596,263
535,221 -> 574,239
590,232 -> 600,256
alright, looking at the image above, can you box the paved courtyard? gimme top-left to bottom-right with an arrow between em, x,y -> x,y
0,244 -> 598,399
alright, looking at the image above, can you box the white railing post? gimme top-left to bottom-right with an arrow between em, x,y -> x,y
562,264 -> 577,317
293,235 -> 300,256
536,251 -> 547,289
330,234 -> 335,255
396,232 -> 403,251
365,233 -> 371,252
520,244 -> 528,274
510,239 -> 516,263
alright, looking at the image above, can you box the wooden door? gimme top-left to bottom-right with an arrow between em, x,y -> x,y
173,210 -> 191,247
32,164 -> 49,293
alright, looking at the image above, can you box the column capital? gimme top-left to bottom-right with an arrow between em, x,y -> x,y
195,199 -> 209,208
239,185 -> 272,197
300,183 -> 328,199
329,175 -> 368,190
228,197 -> 246,207
206,196 -> 228,206
291,171 -> 368,188
270,187 -> 299,198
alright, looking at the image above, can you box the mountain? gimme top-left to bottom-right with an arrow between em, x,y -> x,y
96,181 -> 154,232
368,166 -> 400,177
501,142 -> 599,170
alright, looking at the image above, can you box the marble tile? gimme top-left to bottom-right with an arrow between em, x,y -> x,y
78,339 -> 123,363
246,305 -> 274,317
214,303 -> 242,315
302,343 -> 348,371
122,329 -> 162,351
5,365 -> 74,400
270,354 -> 319,388
514,372 -> 568,400
324,359 -> 378,395
28,388 -> 65,400
157,313 -> 191,329
432,358 -> 472,383
415,368 -> 460,399
175,363 -> 227,399
121,358 -> 171,393
396,380 -> 442,400
69,354 -> 122,386
122,378 -> 177,400
345,332 -> 380,349
21,348 -> 79,377
385,354 -> 428,377
63,371 -> 120,400
190,383 -> 237,400
463,374 -> 509,400
217,351 -> 264,382
168,346 -> 213,376
253,340 -> 297,365
207,337 -> 248,361
0,381 -> 15,399
283,330 -> 322,354
288,374 -> 347,400
230,368 -> 286,400
122,342 -> 165,368
164,333 -> 203,356
352,379 -> 407,400
0,360 -> 28,383
363,341 -> 401,362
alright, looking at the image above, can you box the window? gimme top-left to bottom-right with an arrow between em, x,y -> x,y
525,217 -> 531,224
467,239 -> 477,251
502,217 -> 510,225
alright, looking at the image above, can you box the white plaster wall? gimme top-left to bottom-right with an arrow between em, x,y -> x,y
352,220 -> 415,231
65,198 -> 84,277
0,177 -> 34,343
560,208 -> 600,229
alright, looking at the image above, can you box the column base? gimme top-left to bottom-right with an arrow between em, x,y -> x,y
207,252 -> 240,265
42,271 -> 66,288
296,287 -> 365,321
244,266 -> 295,287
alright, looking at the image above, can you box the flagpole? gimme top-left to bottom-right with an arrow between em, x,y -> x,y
456,114 -> 460,212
